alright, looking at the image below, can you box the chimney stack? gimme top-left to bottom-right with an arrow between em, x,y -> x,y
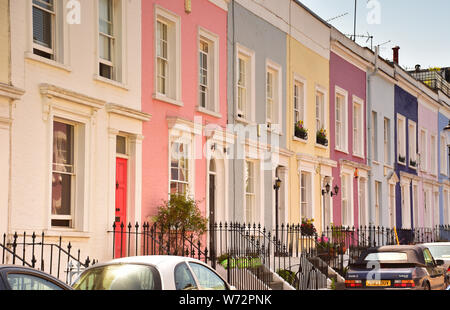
392,46 -> 400,64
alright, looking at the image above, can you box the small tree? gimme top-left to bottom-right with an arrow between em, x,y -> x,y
152,194 -> 207,255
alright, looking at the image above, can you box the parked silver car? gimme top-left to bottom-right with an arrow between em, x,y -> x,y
72,255 -> 234,290
0,265 -> 72,290
421,242 -> 450,285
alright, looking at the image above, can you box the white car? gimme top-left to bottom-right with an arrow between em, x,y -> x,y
72,255 -> 234,290
422,242 -> 450,285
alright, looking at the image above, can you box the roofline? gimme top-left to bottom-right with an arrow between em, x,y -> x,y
293,0 -> 331,29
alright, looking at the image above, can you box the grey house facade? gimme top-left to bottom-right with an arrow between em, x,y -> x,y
226,1 -> 290,228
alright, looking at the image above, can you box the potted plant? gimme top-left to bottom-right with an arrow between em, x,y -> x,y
294,121 -> 308,140
398,155 -> 406,163
316,127 -> 328,146
301,218 -> 316,236
410,159 -> 417,167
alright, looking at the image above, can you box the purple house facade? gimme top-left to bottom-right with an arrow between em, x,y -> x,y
329,49 -> 369,228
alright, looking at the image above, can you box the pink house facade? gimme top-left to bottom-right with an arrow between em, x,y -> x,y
141,0 -> 230,223
329,47 -> 369,228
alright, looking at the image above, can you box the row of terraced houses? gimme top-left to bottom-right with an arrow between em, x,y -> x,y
1,0 -> 450,268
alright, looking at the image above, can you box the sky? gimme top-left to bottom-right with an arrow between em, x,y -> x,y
299,0 -> 450,70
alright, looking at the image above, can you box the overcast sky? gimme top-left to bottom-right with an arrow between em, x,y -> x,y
299,0 -> 450,70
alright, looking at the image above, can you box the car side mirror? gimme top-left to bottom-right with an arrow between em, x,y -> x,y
435,259 -> 444,266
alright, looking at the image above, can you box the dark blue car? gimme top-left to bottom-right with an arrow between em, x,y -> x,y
345,245 -> 447,290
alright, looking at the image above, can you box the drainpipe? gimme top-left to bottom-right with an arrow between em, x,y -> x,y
367,46 -> 379,226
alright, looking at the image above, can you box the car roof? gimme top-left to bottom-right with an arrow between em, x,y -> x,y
356,245 -> 427,265
96,255 -> 204,266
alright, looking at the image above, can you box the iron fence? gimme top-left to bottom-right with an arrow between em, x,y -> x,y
0,232 -> 95,285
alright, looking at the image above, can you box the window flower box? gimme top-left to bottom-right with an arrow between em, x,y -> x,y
294,121 -> 308,140
316,128 -> 328,146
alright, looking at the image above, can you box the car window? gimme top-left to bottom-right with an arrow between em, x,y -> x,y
174,263 -> 197,290
363,252 -> 408,262
7,273 -> 65,290
426,245 -> 450,259
423,249 -> 435,266
188,262 -> 227,290
72,264 -> 161,290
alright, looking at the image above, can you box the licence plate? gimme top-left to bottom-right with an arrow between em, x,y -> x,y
366,280 -> 391,287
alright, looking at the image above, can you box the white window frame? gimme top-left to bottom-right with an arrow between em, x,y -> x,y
154,6 -> 182,106
352,96 -> 364,158
334,86 -> 348,153
374,181 -> 381,227
430,134 -> 438,175
265,60 -> 282,131
384,118 -> 390,164
245,160 -> 256,224
32,0 -> 57,59
300,171 -> 312,220
235,44 -> 255,122
371,111 -> 378,161
197,27 -> 220,115
397,114 -> 406,165
169,140 -> 191,196
440,134 -> 448,176
340,171 -> 353,227
400,180 -> 411,229
293,74 -> 306,127
433,190 -> 440,227
388,182 -> 396,228
408,120 -> 417,169
51,119 -> 76,228
419,128 -> 428,172
315,88 -> 326,133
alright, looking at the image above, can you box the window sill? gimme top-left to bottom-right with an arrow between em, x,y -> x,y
25,52 -> 72,73
353,153 -> 365,160
315,143 -> 328,150
43,229 -> 92,239
235,115 -> 252,125
153,93 -> 183,107
372,160 -> 380,166
266,125 -> 283,136
196,106 -> 222,118
293,136 -> 308,143
335,148 -> 349,155
93,74 -> 129,91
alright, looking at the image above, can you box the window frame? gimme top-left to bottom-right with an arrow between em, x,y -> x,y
51,119 -> 77,229
245,160 -> 256,224
98,0 -> 116,80
265,59 -> 282,131
440,133 -> 448,176
419,128 -> 428,172
397,114 -> 406,165
384,117 -> 390,164
197,27 -> 220,115
334,86 -> 348,153
235,44 -> 255,122
169,140 -> 191,196
32,0 -> 56,59
293,74 -> 306,130
154,6 -> 182,105
430,134 -> 438,175
352,96 -> 365,158
300,171 -> 312,220
408,120 -> 417,169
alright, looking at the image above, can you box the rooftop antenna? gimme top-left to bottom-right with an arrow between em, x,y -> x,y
345,32 -> 374,50
353,0 -> 357,41
326,12 -> 349,23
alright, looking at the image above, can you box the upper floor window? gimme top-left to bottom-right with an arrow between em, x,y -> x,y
353,97 -> 364,157
419,128 -> 427,172
440,134 -> 448,175
245,161 -> 256,223
408,121 -> 417,168
266,61 -> 281,130
198,28 -> 219,114
397,115 -> 406,164
235,44 -> 254,122
155,7 -> 181,104
384,118 -> 390,164
99,0 -> 115,79
335,87 -> 348,152
32,0 -> 56,59
315,90 -> 325,132
430,134 -> 437,175
293,79 -> 305,125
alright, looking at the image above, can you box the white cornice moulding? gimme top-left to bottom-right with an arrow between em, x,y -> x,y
0,83 -> 25,100
106,103 -> 151,122
39,83 -> 106,110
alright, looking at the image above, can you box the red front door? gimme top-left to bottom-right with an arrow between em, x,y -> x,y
115,157 -> 128,258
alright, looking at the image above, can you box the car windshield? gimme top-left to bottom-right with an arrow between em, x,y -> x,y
426,245 -> 450,259
363,252 -> 408,262
72,264 -> 161,290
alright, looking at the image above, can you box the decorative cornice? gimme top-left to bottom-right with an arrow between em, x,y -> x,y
0,83 -> 25,100
106,103 -> 151,122
39,83 -> 106,110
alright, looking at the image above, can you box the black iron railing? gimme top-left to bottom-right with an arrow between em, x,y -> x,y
0,232 -> 95,284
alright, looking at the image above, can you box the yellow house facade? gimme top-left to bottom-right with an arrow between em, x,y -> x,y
286,4 -> 336,233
